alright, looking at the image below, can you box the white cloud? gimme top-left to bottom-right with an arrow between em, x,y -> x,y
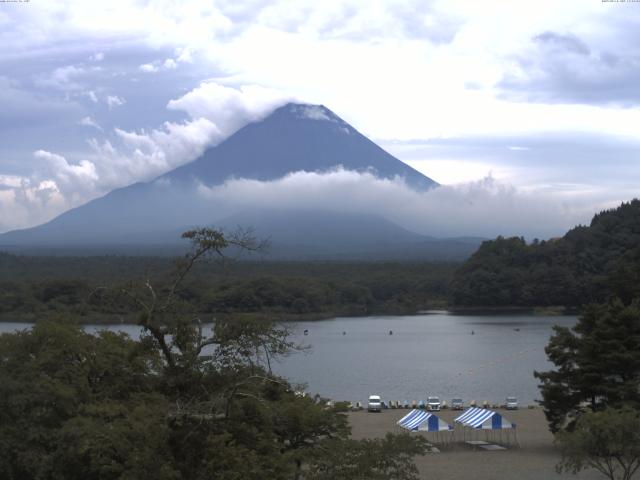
95,82 -> 290,187
111,117 -> 220,180
106,94 -> 126,109
0,83 -> 281,231
139,63 -> 159,73
139,58 -> 182,73
86,90 -> 98,103
0,150 -> 103,229
167,82 -> 292,136
0,180 -> 66,233
197,168 -> 610,239
0,175 -> 23,189
33,149 -> 98,188
176,47 -> 193,63
294,104 -> 335,122
163,58 -> 177,69
5,2 -> 640,143
36,65 -> 87,90
1,0 -> 639,235
78,116 -> 102,130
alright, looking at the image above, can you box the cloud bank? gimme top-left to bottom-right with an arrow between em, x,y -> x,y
0,82 -> 290,232
197,168 -> 608,239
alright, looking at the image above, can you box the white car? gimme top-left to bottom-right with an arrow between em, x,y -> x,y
427,396 -> 441,411
451,398 -> 464,410
368,395 -> 382,412
506,396 -> 518,410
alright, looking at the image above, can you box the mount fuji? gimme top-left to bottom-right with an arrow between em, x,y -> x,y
0,103 -> 481,259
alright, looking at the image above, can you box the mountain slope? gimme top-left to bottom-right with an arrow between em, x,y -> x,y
0,103 -> 443,257
164,103 -> 436,190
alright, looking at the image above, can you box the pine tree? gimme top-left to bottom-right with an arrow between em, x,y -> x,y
535,299 -> 640,432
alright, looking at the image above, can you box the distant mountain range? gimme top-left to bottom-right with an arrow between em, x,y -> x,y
0,103 -> 481,260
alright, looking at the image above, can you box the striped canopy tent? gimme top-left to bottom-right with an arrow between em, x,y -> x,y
454,407 -> 515,430
397,409 -> 453,444
454,407 -> 518,446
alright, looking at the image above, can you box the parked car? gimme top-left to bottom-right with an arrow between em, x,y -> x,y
368,395 -> 382,412
451,398 -> 464,410
427,396 -> 441,411
506,396 -> 518,410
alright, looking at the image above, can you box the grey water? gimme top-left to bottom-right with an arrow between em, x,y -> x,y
274,312 -> 576,405
0,312 -> 576,405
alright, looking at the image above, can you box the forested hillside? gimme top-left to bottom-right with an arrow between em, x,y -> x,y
450,200 -> 640,307
0,255 -> 455,322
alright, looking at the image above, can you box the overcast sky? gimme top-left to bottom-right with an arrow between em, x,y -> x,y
1,0 -> 639,236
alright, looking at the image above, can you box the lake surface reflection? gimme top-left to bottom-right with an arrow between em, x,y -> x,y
0,312 -> 576,405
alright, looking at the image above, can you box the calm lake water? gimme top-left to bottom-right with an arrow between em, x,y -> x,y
0,312 -> 576,405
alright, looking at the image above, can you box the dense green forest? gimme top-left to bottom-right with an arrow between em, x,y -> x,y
451,199 -> 640,308
0,254 -> 455,322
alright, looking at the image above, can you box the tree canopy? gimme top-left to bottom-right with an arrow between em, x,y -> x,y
0,253 -> 454,323
450,199 -> 640,308
0,228 -> 428,479
556,407 -> 640,480
535,299 -> 640,433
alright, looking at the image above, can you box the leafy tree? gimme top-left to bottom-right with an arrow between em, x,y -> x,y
556,407 -> 640,480
0,228 -> 429,479
305,433 -> 428,480
0,321 -> 175,480
535,299 -> 640,432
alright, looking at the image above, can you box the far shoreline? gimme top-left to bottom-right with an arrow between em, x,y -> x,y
0,306 -> 580,325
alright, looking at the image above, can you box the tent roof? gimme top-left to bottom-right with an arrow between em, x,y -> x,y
397,409 -> 452,432
454,407 -> 515,430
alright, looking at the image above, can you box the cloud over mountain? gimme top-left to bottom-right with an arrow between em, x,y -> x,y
198,169 -> 599,239
0,83 -> 290,232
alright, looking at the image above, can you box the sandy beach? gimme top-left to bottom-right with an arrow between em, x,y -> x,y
348,407 -> 604,480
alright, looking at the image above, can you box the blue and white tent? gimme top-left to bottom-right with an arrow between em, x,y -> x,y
397,409 -> 453,432
454,407 -> 519,447
454,407 -> 515,430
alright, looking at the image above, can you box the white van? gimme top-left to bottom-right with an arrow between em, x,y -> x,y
368,395 -> 382,412
427,396 -> 441,411
506,396 -> 518,410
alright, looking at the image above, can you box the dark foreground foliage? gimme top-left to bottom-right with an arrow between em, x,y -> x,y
535,299 -> 640,433
451,199 -> 640,308
556,407 -> 640,480
0,229 -> 428,479
536,273 -> 640,478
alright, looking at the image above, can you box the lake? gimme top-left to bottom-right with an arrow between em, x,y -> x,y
0,312 -> 576,405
